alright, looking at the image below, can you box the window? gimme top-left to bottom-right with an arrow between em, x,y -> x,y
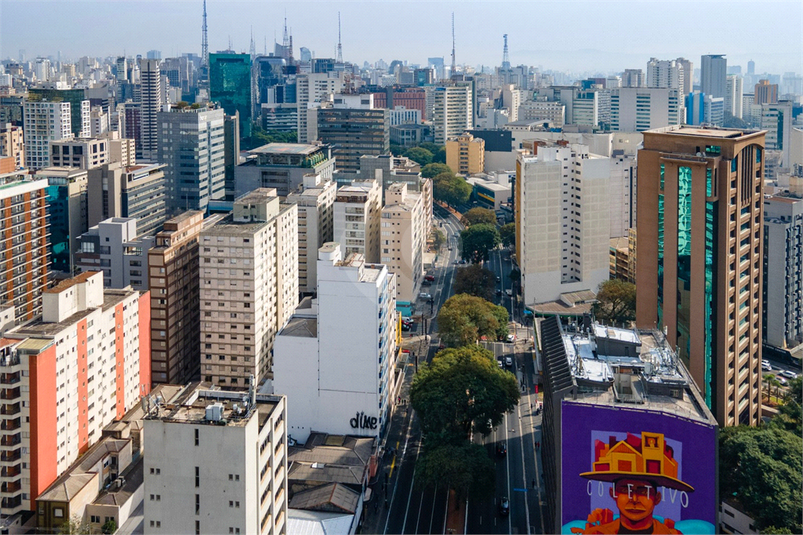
194,428 -> 199,446
91,516 -> 100,523
195,494 -> 200,514
195,466 -> 200,487
196,521 -> 200,535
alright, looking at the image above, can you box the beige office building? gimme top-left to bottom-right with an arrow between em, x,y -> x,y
200,189 -> 298,387
446,132 -> 485,176
635,126 -> 766,427
381,182 -> 428,303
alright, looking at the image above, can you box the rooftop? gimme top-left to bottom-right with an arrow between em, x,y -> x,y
281,316 -> 318,338
250,143 -> 323,155
43,270 -> 98,294
287,432 -> 375,488
649,125 -> 764,140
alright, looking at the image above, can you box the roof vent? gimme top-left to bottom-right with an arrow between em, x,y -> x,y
205,403 -> 224,422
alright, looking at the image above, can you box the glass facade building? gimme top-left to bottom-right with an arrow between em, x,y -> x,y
209,53 -> 252,138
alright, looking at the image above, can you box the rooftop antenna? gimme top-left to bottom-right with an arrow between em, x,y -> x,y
200,0 -> 208,81
450,12 -> 456,75
228,35 -> 232,52
249,26 -> 256,58
502,34 -> 510,69
336,12 -> 343,64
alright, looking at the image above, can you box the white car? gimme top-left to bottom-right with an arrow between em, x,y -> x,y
779,370 -> 798,379
506,334 -> 515,343
505,356 -> 513,367
505,289 -> 513,297
419,292 -> 432,300
761,361 -> 772,371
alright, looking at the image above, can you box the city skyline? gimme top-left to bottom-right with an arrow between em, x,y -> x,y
1,0 -> 801,74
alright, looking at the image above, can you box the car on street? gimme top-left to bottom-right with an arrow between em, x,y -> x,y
778,377 -> 788,386
425,274 -> 435,282
496,276 -> 501,282
505,289 -> 513,296
453,260 -> 459,264
496,443 -> 507,456
780,370 -> 798,379
459,259 -> 467,264
418,292 -> 431,300
499,497 -> 510,516
506,334 -> 515,343
497,359 -> 504,368
505,356 -> 513,367
761,360 -> 772,371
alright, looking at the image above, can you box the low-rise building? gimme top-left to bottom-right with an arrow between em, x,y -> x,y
75,218 -> 155,291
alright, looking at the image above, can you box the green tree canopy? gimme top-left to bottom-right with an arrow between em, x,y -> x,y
411,345 -> 519,442
431,227 -> 446,250
433,173 -> 472,207
433,146 -> 447,164
418,142 -> 443,154
593,279 -> 637,325
454,263 -> 496,301
421,162 -> 453,179
242,124 -> 298,150
101,519 -> 118,535
415,441 -> 495,501
460,223 -> 501,263
403,147 -> 434,166
499,222 -> 516,247
462,207 -> 497,226
719,426 -> 802,533
723,111 -> 750,129
438,294 -> 508,347
767,376 -> 802,436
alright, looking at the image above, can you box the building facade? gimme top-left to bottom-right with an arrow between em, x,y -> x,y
317,105 -> 390,173
0,123 -> 24,169
209,54 -> 252,139
296,72 -> 344,144
428,84 -> 473,144
609,88 -> 683,132
635,126 -> 766,427
23,100 -> 73,169
39,167 -> 88,275
75,218 -> 155,291
701,54 -> 727,99
235,142 -> 335,198
139,58 -> 161,161
381,183 -> 427,304
446,132 -> 485,176
333,179 -> 381,263
50,137 -> 110,169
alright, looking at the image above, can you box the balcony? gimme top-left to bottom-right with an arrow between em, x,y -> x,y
0,449 -> 20,463
0,373 -> 20,385
0,434 -> 21,447
0,387 -> 20,400
1,464 -> 21,478
0,404 -> 20,416
1,495 -> 22,509
1,480 -> 21,493
0,418 -> 20,431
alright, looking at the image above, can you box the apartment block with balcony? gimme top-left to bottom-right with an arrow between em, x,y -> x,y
333,179 -> 381,263
381,183 -> 428,304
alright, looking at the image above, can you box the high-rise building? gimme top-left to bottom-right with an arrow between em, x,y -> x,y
0,271 -> 150,516
686,92 -> 724,126
700,54 -> 727,99
157,103 -> 226,212
138,58 -> 161,161
609,153 -> 638,238
428,83 -> 473,144
50,137 -> 110,169
518,101 -> 566,128
295,72 -> 344,143
621,69 -> 645,88
0,123 -> 24,169
87,162 -> 167,237
381,182 -> 428,304
676,57 -> 694,95
446,131 -> 485,175
515,143 -> 611,306
0,172 -> 49,323
316,94 -> 389,173
28,88 -> 89,139
747,60 -> 755,76
725,75 -> 743,119
286,173 -> 336,294
646,58 -> 683,89
273,242 -> 398,443
223,113 -> 240,201
74,218 -> 155,291
635,126 -> 766,427
143,384 -> 288,535
38,166 -> 88,275
763,194 -> 803,351
23,99 -> 73,169
761,101 -> 792,167
754,79 -> 778,105
235,142 -> 335,198
148,210 -> 204,384
333,178 -> 381,263
209,53 -> 252,138
199,189 -> 298,387
609,88 -> 683,132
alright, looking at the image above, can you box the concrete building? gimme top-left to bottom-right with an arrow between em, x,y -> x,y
38,166 -> 88,275
622,69 -> 645,88
515,143 -> 611,307
224,113 -> 240,201
428,83 -> 473,144
388,106 -> 421,126
676,57 -> 694,95
539,317 -> 718,534
286,174 -> 337,295
381,182 -> 427,304
446,132 -> 485,176
235,142 -> 335,198
273,243 -> 398,443
75,218 -> 155,291
754,79 -> 778,105
333,179 -> 381,263
87,162 -> 167,238
0,123 -> 24,169
148,210 -> 205,384
517,101 -> 565,128
138,58 -> 161,161
200,189 -> 298,387
686,92 -> 724,126
610,88 -> 683,132
0,271 -> 150,517
157,103 -> 226,212
143,384 -> 288,535
725,75 -> 743,119
635,126 -> 766,427
646,57 -> 684,90
23,99 -> 73,169
763,194 -> 803,351
50,137 -> 110,169
760,101 -> 792,167
28,88 -> 90,140
317,95 -> 390,173
0,172 -> 49,323
701,54 -> 727,99
609,153 -> 637,238
296,72 -> 344,143
571,90 -> 599,127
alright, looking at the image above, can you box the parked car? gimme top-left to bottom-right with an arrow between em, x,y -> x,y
506,334 -> 515,343
496,276 -> 501,282
499,497 -> 510,516
425,274 -> 435,282
419,292 -> 432,300
496,289 -> 502,296
505,289 -> 513,296
780,370 -> 798,379
761,360 -> 772,371
421,279 -> 431,286
497,359 -> 504,368
496,443 -> 507,456
505,356 -> 513,367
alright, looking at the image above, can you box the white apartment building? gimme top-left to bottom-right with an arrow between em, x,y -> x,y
646,58 -> 684,90
726,75 -> 744,119
286,173 -> 336,295
89,106 -> 109,137
517,101 -> 565,128
516,144 -> 610,305
273,243 -> 397,443
75,218 -> 155,291
200,189 -> 298,388
609,153 -> 637,239
23,100 -> 73,169
761,101 -> 793,167
296,72 -> 344,143
610,88 -> 683,132
139,58 -> 161,161
381,182 -> 427,304
143,384 -> 288,535
333,179 -> 382,263
0,271 -> 150,516
428,84 -> 473,144
388,106 -> 421,126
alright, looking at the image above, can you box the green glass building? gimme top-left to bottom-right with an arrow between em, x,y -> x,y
209,53 -> 252,138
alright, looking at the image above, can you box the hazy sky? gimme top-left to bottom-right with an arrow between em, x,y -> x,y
1,0 -> 801,75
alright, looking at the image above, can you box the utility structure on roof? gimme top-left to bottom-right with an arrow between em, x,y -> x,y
336,12 -> 343,64
200,0 -> 209,85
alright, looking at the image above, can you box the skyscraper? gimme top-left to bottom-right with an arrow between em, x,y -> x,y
428,83 -> 473,144
317,94 -> 390,172
139,58 -> 161,161
209,53 -> 252,138
22,99 -> 73,169
635,126 -> 766,427
646,58 -> 683,89
726,75 -> 743,119
700,54 -> 727,99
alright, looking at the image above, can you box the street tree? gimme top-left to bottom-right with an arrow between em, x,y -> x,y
431,227 -> 446,250
433,146 -> 447,164
461,207 -> 497,227
421,162 -> 452,179
767,377 -> 802,435
410,345 -> 519,442
437,294 -> 509,347
460,223 -> 500,263
59,515 -> 91,535
593,279 -> 637,325
433,172 -> 471,207
719,425 -> 802,533
763,373 -> 782,403
415,441 -> 495,501
403,147 -> 434,166
454,263 -> 496,301
499,222 -> 516,247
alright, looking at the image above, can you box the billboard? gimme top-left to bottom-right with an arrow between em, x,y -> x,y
561,401 -> 716,534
